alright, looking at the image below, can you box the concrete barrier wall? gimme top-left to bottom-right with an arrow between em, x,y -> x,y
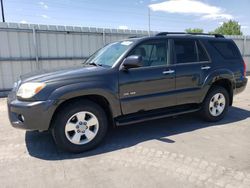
0,22 -> 249,90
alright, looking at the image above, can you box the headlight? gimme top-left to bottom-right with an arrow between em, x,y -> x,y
17,82 -> 46,99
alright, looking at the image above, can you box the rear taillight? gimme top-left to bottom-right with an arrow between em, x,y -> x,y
243,60 -> 247,77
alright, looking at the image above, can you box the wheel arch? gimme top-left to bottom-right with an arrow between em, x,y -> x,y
209,79 -> 233,106
49,94 -> 116,130
201,69 -> 235,106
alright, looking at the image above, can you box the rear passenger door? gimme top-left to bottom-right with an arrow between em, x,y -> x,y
173,38 -> 212,105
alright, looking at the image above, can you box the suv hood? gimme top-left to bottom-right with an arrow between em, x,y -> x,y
20,65 -> 106,83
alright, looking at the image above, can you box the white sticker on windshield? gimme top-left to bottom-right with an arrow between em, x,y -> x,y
121,41 -> 133,46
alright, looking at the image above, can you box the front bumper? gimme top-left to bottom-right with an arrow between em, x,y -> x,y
7,92 -> 57,131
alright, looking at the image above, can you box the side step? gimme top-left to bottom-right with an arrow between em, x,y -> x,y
115,105 -> 201,126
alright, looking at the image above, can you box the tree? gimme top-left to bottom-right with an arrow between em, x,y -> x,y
185,28 -> 204,33
212,20 -> 242,35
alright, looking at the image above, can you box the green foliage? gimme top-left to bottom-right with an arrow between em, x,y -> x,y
185,28 -> 204,33
212,20 -> 242,35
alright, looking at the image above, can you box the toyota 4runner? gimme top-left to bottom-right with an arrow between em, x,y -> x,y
7,32 -> 248,153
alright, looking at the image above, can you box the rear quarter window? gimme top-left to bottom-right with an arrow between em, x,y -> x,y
210,41 -> 241,59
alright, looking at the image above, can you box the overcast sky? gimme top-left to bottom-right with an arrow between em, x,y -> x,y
3,0 -> 250,34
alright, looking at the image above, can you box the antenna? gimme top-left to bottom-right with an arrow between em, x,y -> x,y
0,0 -> 5,22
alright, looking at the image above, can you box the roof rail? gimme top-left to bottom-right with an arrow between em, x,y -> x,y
188,33 -> 225,38
155,32 -> 225,38
155,32 -> 186,36
128,36 -> 140,38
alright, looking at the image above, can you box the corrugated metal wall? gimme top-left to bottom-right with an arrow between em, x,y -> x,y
231,35 -> 250,63
0,22 -> 249,90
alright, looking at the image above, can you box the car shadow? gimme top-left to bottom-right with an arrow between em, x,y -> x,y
25,106 -> 250,160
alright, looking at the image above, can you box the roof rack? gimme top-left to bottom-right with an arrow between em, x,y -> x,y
156,32 -> 186,36
155,32 -> 224,38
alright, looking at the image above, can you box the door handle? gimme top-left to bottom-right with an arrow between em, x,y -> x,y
163,69 -> 175,74
201,66 -> 211,70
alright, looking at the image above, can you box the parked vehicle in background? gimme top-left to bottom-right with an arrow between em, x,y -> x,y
7,32 -> 247,153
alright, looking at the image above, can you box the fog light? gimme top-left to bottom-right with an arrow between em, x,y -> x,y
18,114 -> 25,122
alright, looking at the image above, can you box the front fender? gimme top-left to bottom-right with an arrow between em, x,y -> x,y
48,81 -> 122,117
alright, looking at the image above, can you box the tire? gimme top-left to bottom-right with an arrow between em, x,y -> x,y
51,99 -> 108,153
200,86 -> 229,122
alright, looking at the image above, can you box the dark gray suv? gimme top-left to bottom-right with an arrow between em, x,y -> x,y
8,32 -> 248,153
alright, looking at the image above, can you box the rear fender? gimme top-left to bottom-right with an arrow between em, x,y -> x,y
199,69 -> 235,103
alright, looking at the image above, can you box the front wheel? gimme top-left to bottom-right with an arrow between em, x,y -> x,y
200,86 -> 229,122
51,100 -> 108,153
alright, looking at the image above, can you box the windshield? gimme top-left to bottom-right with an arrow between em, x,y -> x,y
85,41 -> 134,67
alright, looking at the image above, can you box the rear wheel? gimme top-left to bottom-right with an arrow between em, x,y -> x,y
200,86 -> 229,122
52,100 -> 108,153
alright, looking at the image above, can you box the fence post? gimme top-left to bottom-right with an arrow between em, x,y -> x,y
243,35 -> 247,57
102,29 -> 106,46
32,27 -> 39,69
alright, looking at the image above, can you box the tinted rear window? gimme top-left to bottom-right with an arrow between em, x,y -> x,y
174,40 -> 197,63
197,42 -> 209,62
210,41 -> 241,59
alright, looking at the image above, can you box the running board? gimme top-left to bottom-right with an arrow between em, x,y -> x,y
115,106 -> 200,126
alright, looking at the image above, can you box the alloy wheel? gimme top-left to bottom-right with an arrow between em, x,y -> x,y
65,111 -> 99,145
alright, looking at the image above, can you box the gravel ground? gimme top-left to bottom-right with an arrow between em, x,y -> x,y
0,80 -> 250,188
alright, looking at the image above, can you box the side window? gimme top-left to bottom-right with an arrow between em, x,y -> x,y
197,41 -> 209,62
129,41 -> 168,67
174,39 -> 198,64
210,41 -> 241,59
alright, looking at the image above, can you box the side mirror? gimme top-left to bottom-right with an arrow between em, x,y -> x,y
122,55 -> 143,69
